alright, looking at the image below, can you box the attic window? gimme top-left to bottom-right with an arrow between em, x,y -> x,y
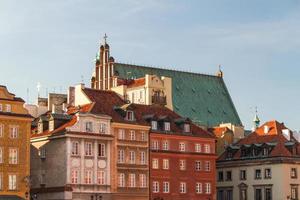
126,111 -> 135,121
85,122 -> 93,132
151,121 -> 158,130
183,123 -> 190,133
164,122 -> 171,131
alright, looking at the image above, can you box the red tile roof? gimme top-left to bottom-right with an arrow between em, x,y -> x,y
209,127 -> 231,138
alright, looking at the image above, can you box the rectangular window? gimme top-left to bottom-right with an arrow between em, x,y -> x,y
139,174 -> 147,188
118,149 -> 125,163
0,173 -> 2,190
85,142 -> 93,156
265,188 -> 272,200
6,104 -> 11,112
255,188 -> 262,200
152,140 -> 159,150
9,126 -> 18,138
129,173 -> 136,187
240,170 -> 247,180
196,182 -> 202,194
179,160 -> 186,171
218,171 -> 224,181
129,151 -> 135,164
205,161 -> 211,172
162,140 -> 169,150
8,174 -> 17,190
118,173 -> 125,187
151,121 -> 158,130
85,122 -> 93,132
180,182 -> 187,193
126,111 -> 135,121
240,188 -> 247,200
152,158 -> 159,169
291,186 -> 298,200
9,148 -> 18,164
0,147 -> 2,163
0,104 -> 2,111
130,130 -> 136,140
205,183 -> 211,194
141,131 -> 147,141
99,123 -> 107,134
153,181 -> 159,193
0,124 -> 3,137
226,171 -> 232,181
204,144 -> 211,153
163,159 -> 169,170
163,182 -> 170,193
179,142 -> 186,152
195,143 -> 201,152
264,168 -> 271,179
98,143 -> 106,157
183,124 -> 190,132
140,151 -> 146,165
195,161 -> 202,171
71,141 -> 79,155
164,122 -> 171,131
84,170 -> 92,184
118,129 -> 125,140
97,171 -> 105,185
71,170 -> 79,184
291,168 -> 297,179
255,169 -> 262,179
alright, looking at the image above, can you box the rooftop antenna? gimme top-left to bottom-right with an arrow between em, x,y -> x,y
37,82 -> 41,98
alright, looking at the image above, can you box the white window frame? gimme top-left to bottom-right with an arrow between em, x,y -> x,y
162,140 -> 169,150
130,130 -> 136,141
99,123 -> 107,134
152,140 -> 159,150
126,111 -> 135,121
164,122 -> 171,131
6,104 -> 11,112
118,173 -> 125,187
195,143 -> 201,152
129,151 -> 136,164
141,131 -> 147,141
151,121 -> 158,130
183,123 -> 190,132
163,181 -> 170,193
163,159 -> 169,170
180,182 -> 187,193
97,170 -> 105,185
195,161 -> 202,171
139,174 -> 147,188
153,181 -> 159,193
129,173 -> 136,187
98,143 -> 106,157
8,174 -> 17,190
152,158 -> 159,169
71,141 -> 79,155
205,182 -> 211,194
9,126 -> 18,138
179,159 -> 186,171
204,144 -> 211,153
196,182 -> 202,194
85,142 -> 93,156
205,161 -> 211,171
179,142 -> 186,152
0,104 -> 2,112
118,129 -> 125,140
85,121 -> 93,132
84,170 -> 93,184
118,149 -> 125,163
140,151 -> 146,165
71,169 -> 79,184
9,148 -> 18,164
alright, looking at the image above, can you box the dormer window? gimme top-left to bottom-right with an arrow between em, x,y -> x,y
183,123 -> 190,133
99,123 -> 107,134
151,121 -> 158,130
49,120 -> 54,132
38,122 -> 43,134
85,122 -> 93,132
126,111 -> 135,121
164,122 -> 170,131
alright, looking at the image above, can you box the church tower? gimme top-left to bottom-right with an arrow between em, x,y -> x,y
91,34 -> 115,90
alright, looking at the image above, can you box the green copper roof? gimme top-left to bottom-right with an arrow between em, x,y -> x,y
114,63 -> 242,127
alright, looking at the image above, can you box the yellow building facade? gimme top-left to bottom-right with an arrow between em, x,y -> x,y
0,85 -> 32,199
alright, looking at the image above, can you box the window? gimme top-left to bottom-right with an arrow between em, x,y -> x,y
6,104 -> 11,112
39,147 -> 46,159
164,122 -> 170,131
98,143 -> 106,157
240,188 -> 247,200
0,124 -> 3,137
8,174 -> 17,190
151,121 -> 158,130
0,147 -> 2,163
71,170 -> 79,184
255,169 -> 262,179
118,129 -> 125,140
152,158 -> 159,169
85,142 -> 93,156
163,159 -> 169,170
129,174 -> 136,187
140,151 -> 146,165
162,140 -> 169,150
97,171 -> 105,185
84,170 -> 93,184
204,144 -> 211,153
255,188 -> 262,200
218,171 -> 224,181
179,160 -> 186,171
240,170 -> 247,180
9,148 -> 18,164
195,161 -> 202,171
163,182 -> 170,193
129,130 -> 136,140
71,142 -> 79,155
205,183 -> 211,194
139,174 -> 147,188
226,171 -> 232,181
99,123 -> 107,133
129,151 -> 135,164
85,122 -> 93,132
126,111 -> 135,121
118,173 -> 125,187
291,185 -> 298,200
0,173 -> 2,190
195,143 -> 201,152
183,123 -> 190,132
141,131 -> 147,141
0,104 -> 2,111
265,188 -> 272,200
153,181 -> 159,193
196,182 -> 202,194
152,140 -> 159,150
9,126 -> 18,138
179,142 -> 186,152
291,168 -> 297,179
118,149 -> 125,163
264,168 -> 271,179
180,182 -> 187,193
205,161 -> 211,172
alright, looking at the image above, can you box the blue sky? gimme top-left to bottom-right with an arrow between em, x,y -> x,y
1,0 -> 300,130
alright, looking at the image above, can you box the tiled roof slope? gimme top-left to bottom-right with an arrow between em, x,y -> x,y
114,63 -> 242,127
82,88 -> 214,138
218,120 -> 300,161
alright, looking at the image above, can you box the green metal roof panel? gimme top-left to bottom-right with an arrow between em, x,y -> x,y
114,63 -> 242,127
